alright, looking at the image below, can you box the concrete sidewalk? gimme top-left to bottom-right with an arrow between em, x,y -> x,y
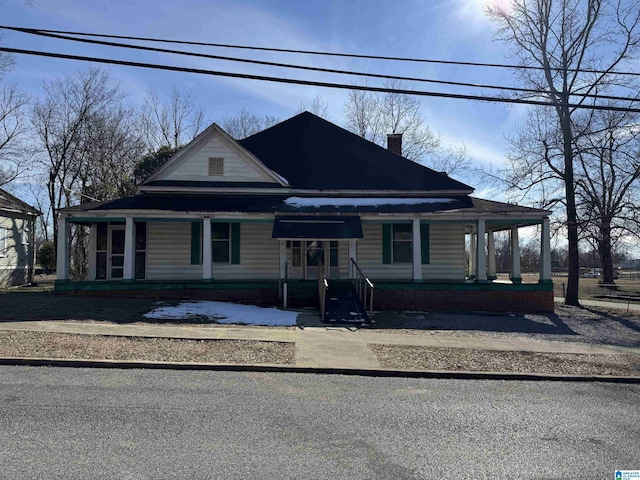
1,320 -> 638,372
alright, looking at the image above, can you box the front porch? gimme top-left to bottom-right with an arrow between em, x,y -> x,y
54,208 -> 554,313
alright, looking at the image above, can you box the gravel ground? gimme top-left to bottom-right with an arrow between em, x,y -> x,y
371,344 -> 640,376
368,304 -> 640,348
0,331 -> 294,365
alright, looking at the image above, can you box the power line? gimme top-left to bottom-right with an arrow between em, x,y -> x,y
4,25 -> 640,104
2,45 -> 640,114
4,24 -> 640,78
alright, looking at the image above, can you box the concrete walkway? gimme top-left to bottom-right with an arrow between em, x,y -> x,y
1,320 -> 638,371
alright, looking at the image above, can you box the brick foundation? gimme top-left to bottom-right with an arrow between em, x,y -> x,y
374,287 -> 554,313
56,281 -> 554,313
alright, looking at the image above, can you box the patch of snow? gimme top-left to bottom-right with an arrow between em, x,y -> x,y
284,197 -> 456,208
144,301 -> 297,326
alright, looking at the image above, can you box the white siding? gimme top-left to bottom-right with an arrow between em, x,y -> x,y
145,222 -> 279,281
338,241 -> 349,278
422,223 -> 466,281
162,134 -> 271,183
357,223 -> 412,279
0,214 -> 33,288
356,222 -> 465,281
144,221 -> 465,282
146,222 -> 203,280
0,215 -> 30,269
213,223 -> 279,280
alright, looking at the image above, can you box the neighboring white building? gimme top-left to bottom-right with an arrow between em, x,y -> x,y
0,188 -> 40,288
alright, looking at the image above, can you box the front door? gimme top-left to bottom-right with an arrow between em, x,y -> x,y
287,240 -> 340,280
108,226 -> 125,280
305,241 -> 325,280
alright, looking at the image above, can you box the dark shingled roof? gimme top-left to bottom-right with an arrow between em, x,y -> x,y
0,188 -> 40,215
239,112 -> 473,192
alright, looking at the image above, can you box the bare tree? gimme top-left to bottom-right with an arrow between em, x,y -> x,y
430,144 -> 472,178
343,80 -> 440,163
487,0 -> 640,305
78,105 -> 146,202
31,67 -> 132,250
296,94 -> 329,118
575,106 -> 640,283
0,83 -> 30,186
0,32 -> 15,77
220,108 -> 280,140
343,80 -> 470,176
140,84 -> 206,150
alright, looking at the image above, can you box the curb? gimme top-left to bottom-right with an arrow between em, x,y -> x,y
1,357 -> 639,384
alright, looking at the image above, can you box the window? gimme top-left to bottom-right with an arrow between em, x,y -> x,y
208,157 -> 224,176
96,223 -> 108,279
329,240 -> 339,267
211,222 -> 230,263
392,224 -> 413,263
288,240 -> 302,267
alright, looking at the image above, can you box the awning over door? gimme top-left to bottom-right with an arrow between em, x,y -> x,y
272,216 -> 363,239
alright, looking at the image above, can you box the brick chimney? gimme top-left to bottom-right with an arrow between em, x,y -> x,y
387,133 -> 402,156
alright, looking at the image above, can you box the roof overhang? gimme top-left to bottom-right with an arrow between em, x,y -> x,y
272,215 -> 363,239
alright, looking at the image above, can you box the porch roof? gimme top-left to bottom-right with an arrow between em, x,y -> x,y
62,194 -> 475,215
272,215 -> 363,239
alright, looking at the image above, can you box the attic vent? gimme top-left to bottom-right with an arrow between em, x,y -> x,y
208,157 -> 224,176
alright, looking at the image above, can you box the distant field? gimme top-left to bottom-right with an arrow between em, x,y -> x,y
496,272 -> 640,304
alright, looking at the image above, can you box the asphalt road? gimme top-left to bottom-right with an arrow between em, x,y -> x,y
0,367 -> 638,479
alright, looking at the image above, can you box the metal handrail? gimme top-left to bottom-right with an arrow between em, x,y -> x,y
282,259 -> 289,309
318,261 -> 329,319
350,258 -> 374,315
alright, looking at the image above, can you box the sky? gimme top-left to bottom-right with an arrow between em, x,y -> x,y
1,0 -> 525,196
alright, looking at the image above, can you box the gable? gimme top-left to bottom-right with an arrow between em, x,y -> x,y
145,124 -> 287,186
0,189 -> 40,216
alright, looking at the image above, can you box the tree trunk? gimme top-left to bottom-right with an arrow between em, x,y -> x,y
599,221 -> 615,284
561,108 -> 580,306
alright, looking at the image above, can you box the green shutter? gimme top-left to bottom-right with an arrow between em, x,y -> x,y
382,224 -> 392,264
231,223 -> 241,264
190,221 -> 201,265
420,222 -> 430,265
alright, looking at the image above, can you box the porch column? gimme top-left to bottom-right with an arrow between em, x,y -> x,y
202,218 -> 212,280
412,219 -> 422,282
469,229 -> 476,277
348,239 -> 357,279
123,216 -> 135,280
487,229 -> 497,281
539,218 -> 552,283
510,226 -> 522,284
88,223 -> 97,281
279,240 -> 287,279
475,219 -> 487,283
27,217 -> 36,284
56,215 -> 69,281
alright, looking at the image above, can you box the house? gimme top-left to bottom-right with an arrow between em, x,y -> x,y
56,112 -> 553,313
0,188 -> 40,288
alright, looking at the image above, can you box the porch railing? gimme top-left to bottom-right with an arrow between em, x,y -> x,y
318,261 -> 329,320
350,258 -> 374,316
281,260 -> 289,309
